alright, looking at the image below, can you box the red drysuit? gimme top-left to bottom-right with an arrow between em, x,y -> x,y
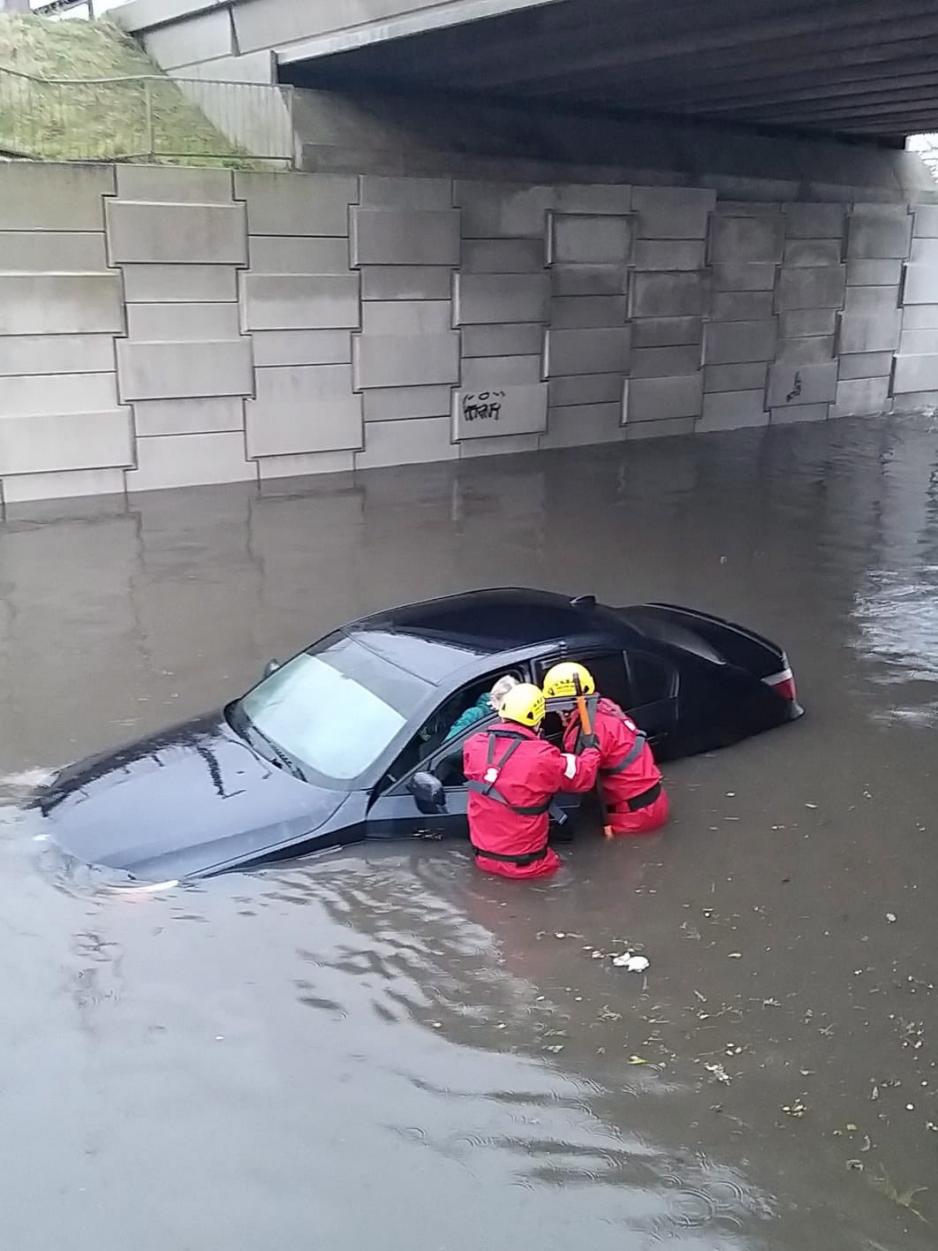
563,697 -> 669,835
463,721 -> 601,879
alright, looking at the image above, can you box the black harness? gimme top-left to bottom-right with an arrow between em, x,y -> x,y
573,696 -> 659,812
467,729 -> 566,865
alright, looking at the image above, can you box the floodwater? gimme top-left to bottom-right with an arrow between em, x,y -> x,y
1,415 -> 937,1249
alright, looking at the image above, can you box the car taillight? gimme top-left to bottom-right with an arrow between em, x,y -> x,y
764,663 -> 798,703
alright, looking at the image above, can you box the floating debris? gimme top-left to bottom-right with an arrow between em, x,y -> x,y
628,1055 -> 649,1065
782,1100 -> 807,1118
728,952 -> 743,959
610,951 -> 650,972
847,1159 -> 864,1171
886,912 -> 897,924
705,1062 -> 732,1084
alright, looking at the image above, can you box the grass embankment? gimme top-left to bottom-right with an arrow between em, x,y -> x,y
0,15 -> 253,165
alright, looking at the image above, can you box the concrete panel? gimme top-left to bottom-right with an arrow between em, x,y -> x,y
900,327 -> 938,355
711,263 -> 777,291
711,291 -> 774,321
703,319 -> 777,365
0,274 -> 123,335
838,311 -> 901,354
902,304 -> 938,329
0,409 -> 132,476
258,451 -> 355,480
461,238 -> 545,273
902,266 -> 938,306
240,273 -> 360,330
783,239 -> 843,268
554,185 -> 632,215
710,214 -> 784,264
0,334 -> 114,377
0,467 -> 126,505
350,207 -> 460,266
453,383 -> 548,440
0,372 -> 117,415
248,236 -> 350,274
353,332 -> 460,389
844,286 -> 899,315
626,374 -> 703,423
121,264 -> 238,303
913,205 -> 938,238
775,266 -> 846,311
630,345 -> 701,378
461,323 -> 544,358
770,403 -> 829,425
892,391 -> 938,414
550,214 -> 632,265
777,336 -> 836,365
631,316 -> 702,348
361,301 -> 453,335
703,362 -> 768,393
698,390 -> 768,432
116,165 -> 233,203
910,238 -> 938,266
846,259 -> 903,287
893,354 -> 938,394
251,329 -> 351,367
234,173 -> 357,236
246,364 -> 362,456
0,232 -> 108,273
454,182 -> 554,239
780,308 -> 838,338
134,397 -> 244,436
0,163 -> 114,231
624,416 -> 696,440
831,377 -> 890,419
461,355 -> 541,388
143,10 -> 233,68
359,176 -> 452,209
453,273 -> 550,325
363,386 -> 453,422
106,201 -> 247,266
630,271 -> 708,317
126,302 -> 242,341
767,361 -> 838,408
839,352 -> 895,379
544,327 -> 631,376
116,339 -> 253,401
549,296 -> 627,328
632,240 -> 705,271
361,266 -> 452,300
550,264 -> 627,297
460,433 -> 541,458
847,205 -> 913,260
356,416 -> 457,469
127,432 -> 255,492
632,186 -> 714,240
783,203 -> 845,239
548,374 -> 623,407
541,403 -> 624,448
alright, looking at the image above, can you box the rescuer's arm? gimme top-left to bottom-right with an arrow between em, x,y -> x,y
554,744 -> 602,793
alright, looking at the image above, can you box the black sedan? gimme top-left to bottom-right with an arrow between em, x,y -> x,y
34,589 -> 803,882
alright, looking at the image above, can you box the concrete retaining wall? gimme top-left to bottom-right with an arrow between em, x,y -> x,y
2,160 -> 938,504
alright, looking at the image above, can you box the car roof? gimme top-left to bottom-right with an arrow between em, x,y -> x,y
347,588 -> 632,686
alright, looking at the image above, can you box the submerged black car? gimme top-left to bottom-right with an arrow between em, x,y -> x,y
35,589 -> 803,882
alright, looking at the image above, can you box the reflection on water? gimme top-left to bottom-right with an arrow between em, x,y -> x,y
2,416 -> 938,1249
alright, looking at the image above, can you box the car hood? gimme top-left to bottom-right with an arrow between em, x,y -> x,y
36,712 -> 348,881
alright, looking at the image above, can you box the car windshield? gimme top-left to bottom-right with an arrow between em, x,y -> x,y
237,631 -> 433,784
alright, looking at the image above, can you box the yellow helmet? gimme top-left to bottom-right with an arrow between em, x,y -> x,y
499,682 -> 546,728
542,661 -> 595,699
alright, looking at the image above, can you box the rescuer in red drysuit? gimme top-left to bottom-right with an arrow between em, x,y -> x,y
542,661 -> 670,836
463,682 -> 601,880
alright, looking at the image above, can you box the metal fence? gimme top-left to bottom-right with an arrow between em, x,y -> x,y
0,66 -> 296,164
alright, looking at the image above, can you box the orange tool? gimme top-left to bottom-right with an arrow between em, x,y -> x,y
573,675 -> 613,838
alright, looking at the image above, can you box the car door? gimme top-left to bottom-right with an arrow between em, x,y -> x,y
623,649 -> 679,751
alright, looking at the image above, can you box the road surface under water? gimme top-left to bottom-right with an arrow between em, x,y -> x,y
1,415 -> 937,1250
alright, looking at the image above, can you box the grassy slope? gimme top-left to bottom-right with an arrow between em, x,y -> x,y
0,15 -> 250,164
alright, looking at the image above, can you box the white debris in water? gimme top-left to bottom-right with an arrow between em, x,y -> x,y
886,912 -> 897,923
611,952 -> 650,972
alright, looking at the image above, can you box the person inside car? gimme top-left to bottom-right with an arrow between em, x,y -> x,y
463,682 -> 601,879
542,661 -> 669,836
444,673 -> 519,743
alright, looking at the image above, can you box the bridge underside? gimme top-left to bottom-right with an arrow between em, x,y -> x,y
280,0 -> 938,144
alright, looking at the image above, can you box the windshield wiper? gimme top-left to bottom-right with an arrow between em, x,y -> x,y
231,705 -> 307,782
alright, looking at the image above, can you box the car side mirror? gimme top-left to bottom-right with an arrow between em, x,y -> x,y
408,770 -> 446,814
263,659 -> 281,679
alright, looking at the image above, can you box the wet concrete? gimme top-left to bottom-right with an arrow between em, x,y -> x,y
1,416 -> 937,1249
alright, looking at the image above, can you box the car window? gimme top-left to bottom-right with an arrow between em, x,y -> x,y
626,651 -> 677,706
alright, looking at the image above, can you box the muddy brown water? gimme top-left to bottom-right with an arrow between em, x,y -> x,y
1,416 -> 937,1249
